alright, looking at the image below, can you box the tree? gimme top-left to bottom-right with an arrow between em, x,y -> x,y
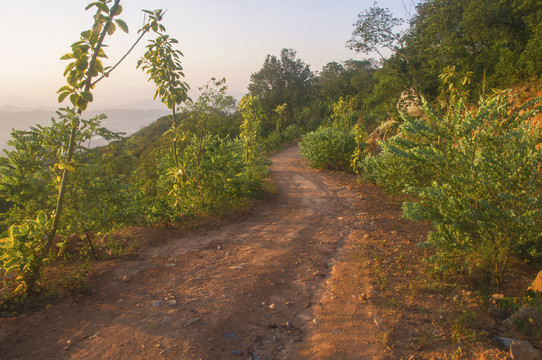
138,25 -> 190,168
347,3 -> 426,107
405,0 -> 542,100
315,60 -> 377,122
184,77 -> 238,138
248,48 -> 315,132
347,3 -> 405,61
0,0 -> 171,295
51,1 -> 166,246
239,95 -> 262,163
317,62 -> 347,102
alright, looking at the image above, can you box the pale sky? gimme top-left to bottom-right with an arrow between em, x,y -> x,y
1,0 -> 416,109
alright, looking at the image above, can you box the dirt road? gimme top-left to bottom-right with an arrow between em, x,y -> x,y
0,145 -> 383,359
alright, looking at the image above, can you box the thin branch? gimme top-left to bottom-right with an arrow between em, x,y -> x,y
91,27 -> 150,87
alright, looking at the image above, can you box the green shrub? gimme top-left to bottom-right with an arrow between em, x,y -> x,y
282,124 -> 302,143
0,212 -> 51,294
378,93 -> 542,289
263,130 -> 283,152
159,134 -> 268,218
299,126 -> 356,170
361,150 -> 433,194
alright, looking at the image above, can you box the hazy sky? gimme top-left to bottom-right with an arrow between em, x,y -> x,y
1,0 -> 416,109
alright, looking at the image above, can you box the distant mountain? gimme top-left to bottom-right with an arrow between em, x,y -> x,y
0,108 -> 169,153
92,99 -> 166,111
0,95 -> 167,112
0,105 -> 54,112
0,95 -> 52,109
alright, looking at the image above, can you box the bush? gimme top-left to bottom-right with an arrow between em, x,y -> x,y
361,151 -> 432,194
373,93 -> 542,289
263,130 -> 283,152
159,134 -> 268,218
282,124 -> 302,143
299,126 -> 356,170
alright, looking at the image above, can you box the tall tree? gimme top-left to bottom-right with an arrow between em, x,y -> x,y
406,0 -> 542,99
347,3 -> 423,101
347,4 -> 405,61
248,48 -> 315,132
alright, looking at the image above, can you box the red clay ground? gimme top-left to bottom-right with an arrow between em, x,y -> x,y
0,145 -> 532,359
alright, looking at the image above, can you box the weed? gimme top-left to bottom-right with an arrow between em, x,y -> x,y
60,260 -> 94,295
409,281 -> 419,298
380,327 -> 392,347
373,261 -> 389,289
450,310 -> 479,345
414,325 -> 433,350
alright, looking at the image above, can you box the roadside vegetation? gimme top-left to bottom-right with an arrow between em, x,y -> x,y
1,0 -> 541,353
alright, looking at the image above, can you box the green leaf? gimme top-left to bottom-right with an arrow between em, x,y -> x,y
81,30 -> 92,39
85,2 -> 97,11
77,97 -> 89,111
97,48 -> 108,58
92,21 -> 103,34
107,22 -> 116,35
95,2 -> 109,13
3,258 -> 20,272
0,241 -> 12,249
69,94 -> 79,107
63,62 -> 76,77
85,2 -> 103,11
9,226 -> 20,238
87,69 -> 99,77
113,5 -> 123,16
58,91 -> 70,103
93,58 -> 104,73
81,91 -> 94,102
6,250 -> 18,259
60,53 -> 74,60
57,85 -> 72,94
19,224 -> 29,235
67,71 -> 78,86
115,19 -> 129,33
76,59 -> 89,72
79,44 -> 90,54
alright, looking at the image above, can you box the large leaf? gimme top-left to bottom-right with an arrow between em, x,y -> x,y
107,22 -> 116,35
36,211 -> 47,226
58,91 -> 70,103
115,19 -> 129,33
3,258 -> 20,273
81,91 -> 94,103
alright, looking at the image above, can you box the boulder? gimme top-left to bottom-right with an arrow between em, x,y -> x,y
505,304 -> 542,330
510,340 -> 542,360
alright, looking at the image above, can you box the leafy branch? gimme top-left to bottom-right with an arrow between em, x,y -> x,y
138,21 -> 190,168
49,3 -> 171,247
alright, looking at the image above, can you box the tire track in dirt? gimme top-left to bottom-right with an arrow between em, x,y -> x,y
0,145 -> 383,359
